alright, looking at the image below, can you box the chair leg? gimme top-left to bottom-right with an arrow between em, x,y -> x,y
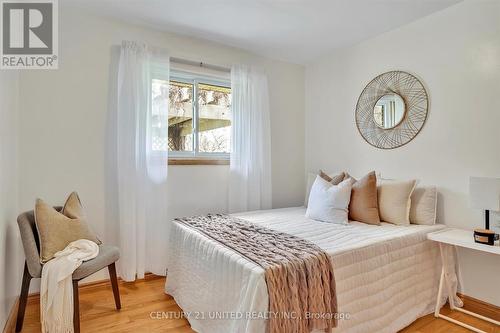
73,280 -> 80,333
16,262 -> 32,332
108,263 -> 121,310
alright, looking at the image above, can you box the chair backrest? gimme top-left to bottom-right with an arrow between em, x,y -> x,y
17,206 -> 62,278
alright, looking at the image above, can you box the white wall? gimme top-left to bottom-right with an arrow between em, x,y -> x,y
17,6 -> 305,286
305,0 -> 500,305
0,71 -> 20,328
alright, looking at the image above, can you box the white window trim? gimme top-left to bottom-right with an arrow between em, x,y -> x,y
157,69 -> 231,161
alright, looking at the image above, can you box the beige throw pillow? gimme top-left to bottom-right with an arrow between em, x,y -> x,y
346,171 -> 380,225
377,179 -> 417,225
410,186 -> 437,225
319,170 -> 345,184
35,192 -> 101,263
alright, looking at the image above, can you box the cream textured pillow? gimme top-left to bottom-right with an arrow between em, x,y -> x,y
347,171 -> 380,225
35,192 -> 101,263
410,186 -> 437,225
377,179 -> 417,225
306,176 -> 353,224
304,170 -> 345,206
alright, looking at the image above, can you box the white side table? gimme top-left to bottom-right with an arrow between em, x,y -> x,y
428,228 -> 500,333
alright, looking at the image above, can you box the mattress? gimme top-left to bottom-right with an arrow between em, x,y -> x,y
165,207 -> 450,333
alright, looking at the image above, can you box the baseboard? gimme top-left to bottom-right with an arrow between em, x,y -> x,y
79,271 -> 159,291
457,292 -> 500,322
2,272 -> 160,333
2,298 -> 18,333
25,272 -> 159,302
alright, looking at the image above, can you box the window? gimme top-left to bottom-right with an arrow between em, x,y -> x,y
152,70 -> 231,164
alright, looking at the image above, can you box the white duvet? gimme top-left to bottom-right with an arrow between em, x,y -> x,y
165,207 -> 452,333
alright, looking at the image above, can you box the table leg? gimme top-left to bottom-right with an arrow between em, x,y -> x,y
434,243 -> 496,333
434,267 -> 445,317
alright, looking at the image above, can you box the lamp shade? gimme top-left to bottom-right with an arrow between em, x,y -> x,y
469,176 -> 500,211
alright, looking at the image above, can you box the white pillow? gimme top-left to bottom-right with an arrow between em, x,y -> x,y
306,176 -> 353,224
304,171 -> 344,206
410,186 -> 437,225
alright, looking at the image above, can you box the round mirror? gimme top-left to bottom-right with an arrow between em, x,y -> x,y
373,93 -> 406,129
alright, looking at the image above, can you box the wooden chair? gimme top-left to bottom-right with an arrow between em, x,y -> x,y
16,208 -> 121,333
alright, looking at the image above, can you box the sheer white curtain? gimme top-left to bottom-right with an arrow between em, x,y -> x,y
229,65 -> 272,213
116,41 -> 169,281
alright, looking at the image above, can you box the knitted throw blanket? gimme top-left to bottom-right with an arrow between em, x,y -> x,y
41,239 -> 99,333
175,214 -> 337,333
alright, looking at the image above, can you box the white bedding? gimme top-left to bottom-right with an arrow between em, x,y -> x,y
165,207 -> 451,333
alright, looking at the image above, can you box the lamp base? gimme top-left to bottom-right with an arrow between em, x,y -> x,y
474,228 -> 496,245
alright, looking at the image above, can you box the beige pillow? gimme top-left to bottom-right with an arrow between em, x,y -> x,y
305,170 -> 345,206
319,170 -> 345,184
410,186 -> 437,225
377,179 -> 417,225
35,192 -> 101,263
346,171 -> 380,225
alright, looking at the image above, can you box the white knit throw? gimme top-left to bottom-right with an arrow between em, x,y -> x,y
41,240 -> 99,333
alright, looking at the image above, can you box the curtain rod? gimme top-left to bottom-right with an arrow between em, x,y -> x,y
170,57 -> 231,73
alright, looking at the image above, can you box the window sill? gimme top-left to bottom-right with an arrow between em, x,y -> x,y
168,158 -> 230,166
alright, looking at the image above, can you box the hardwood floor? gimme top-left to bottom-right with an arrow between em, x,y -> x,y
20,275 -> 192,333
18,275 -> 499,333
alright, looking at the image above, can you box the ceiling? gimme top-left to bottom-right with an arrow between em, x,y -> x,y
64,0 -> 461,64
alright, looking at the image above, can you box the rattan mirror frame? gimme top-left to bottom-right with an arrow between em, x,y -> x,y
355,71 -> 429,149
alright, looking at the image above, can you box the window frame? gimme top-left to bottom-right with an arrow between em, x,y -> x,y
155,69 -> 231,164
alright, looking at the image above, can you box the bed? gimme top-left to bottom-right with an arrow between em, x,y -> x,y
165,206 -> 451,333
